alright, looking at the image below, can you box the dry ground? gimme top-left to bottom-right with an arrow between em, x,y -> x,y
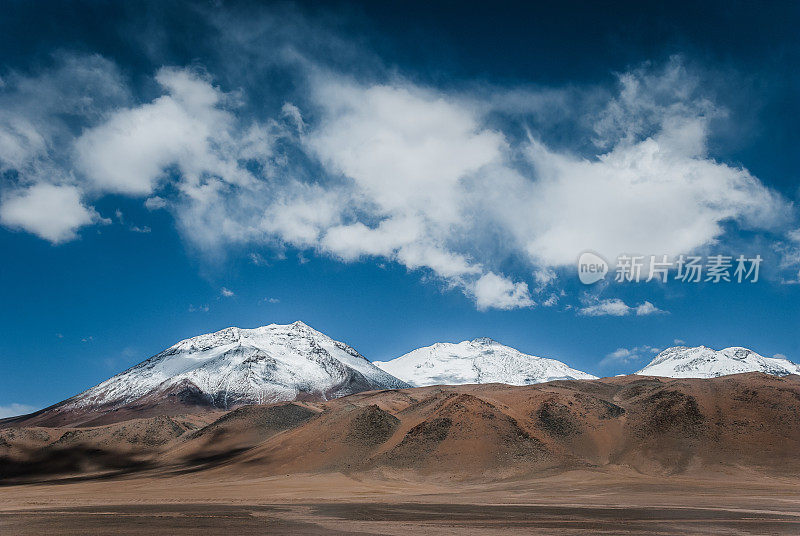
2,469 -> 799,535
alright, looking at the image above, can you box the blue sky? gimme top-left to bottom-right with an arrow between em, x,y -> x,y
1,1 -> 799,415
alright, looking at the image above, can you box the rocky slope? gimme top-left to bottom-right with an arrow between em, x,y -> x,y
3,373 -> 800,482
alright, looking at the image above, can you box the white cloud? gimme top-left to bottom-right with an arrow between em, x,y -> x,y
602,348 -> 634,364
0,55 -> 127,243
578,298 -> 666,317
507,123 -> 789,268
0,54 -> 128,172
635,301 -> 662,316
294,65 -> 789,306
0,49 -> 795,311
542,293 -> 560,307
307,81 -> 504,221
75,68 -> 235,196
533,267 -> 557,284
281,102 -> 305,132
599,345 -> 661,368
472,272 -> 534,311
302,79 -> 512,300
220,287 -> 235,297
579,298 -> 632,317
0,183 -> 101,243
0,116 -> 47,170
145,196 -> 167,210
0,403 -> 36,419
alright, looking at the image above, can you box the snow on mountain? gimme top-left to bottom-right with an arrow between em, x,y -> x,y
373,337 -> 597,387
636,346 -> 800,378
65,321 -> 409,410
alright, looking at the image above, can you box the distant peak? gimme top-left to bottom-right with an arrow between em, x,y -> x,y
637,344 -> 799,379
288,320 -> 323,335
471,337 -> 497,345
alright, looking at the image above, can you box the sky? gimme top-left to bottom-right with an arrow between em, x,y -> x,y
1,0 -> 799,416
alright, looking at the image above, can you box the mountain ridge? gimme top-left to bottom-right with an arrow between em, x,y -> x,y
17,321 -> 408,426
636,345 -> 800,378
4,373 -> 800,483
374,337 -> 597,386
9,325 -> 800,428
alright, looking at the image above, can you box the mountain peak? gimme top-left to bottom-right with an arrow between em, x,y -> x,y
61,322 -> 409,416
636,345 -> 799,378
374,340 -> 595,387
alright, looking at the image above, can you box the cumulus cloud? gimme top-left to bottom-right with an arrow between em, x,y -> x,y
578,298 -> 631,317
220,287 -> 234,297
0,183 -> 102,243
75,68 -> 241,196
304,79 -> 516,300
634,301 -> 662,316
0,53 -> 127,243
578,298 -> 665,317
488,60 -> 791,269
307,81 -> 504,221
472,272 -> 534,311
0,35 -> 795,310
515,130 -> 789,267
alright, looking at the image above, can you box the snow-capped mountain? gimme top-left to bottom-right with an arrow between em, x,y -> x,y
373,338 -> 597,387
636,346 -> 800,378
65,321 -> 409,411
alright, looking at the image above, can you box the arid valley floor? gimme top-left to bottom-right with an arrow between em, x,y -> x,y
3,470 -> 800,534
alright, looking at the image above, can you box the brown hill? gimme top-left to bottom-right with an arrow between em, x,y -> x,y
2,373 -> 800,483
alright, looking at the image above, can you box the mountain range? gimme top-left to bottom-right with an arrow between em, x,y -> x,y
4,374 -> 800,483
4,322 -> 798,426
